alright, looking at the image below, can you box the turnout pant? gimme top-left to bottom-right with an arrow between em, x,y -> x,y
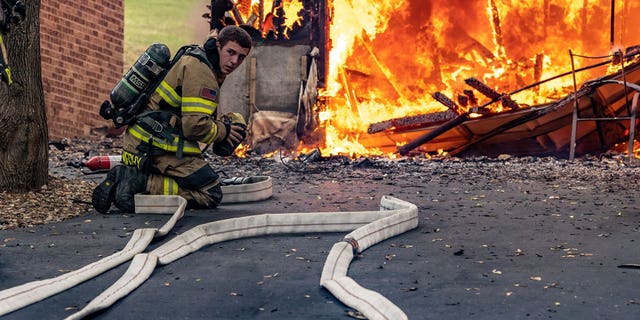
127,152 -> 223,208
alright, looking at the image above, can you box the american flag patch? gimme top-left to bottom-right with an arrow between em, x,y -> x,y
200,87 -> 218,101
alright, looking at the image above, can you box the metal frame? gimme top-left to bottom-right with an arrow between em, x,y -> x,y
569,50 -> 640,162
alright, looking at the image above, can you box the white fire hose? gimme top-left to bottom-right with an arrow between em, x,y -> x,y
0,176 -> 418,320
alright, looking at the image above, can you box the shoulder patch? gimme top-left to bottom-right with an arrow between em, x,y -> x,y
200,87 -> 218,101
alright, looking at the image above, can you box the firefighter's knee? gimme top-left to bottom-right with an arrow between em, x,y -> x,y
174,164 -> 222,209
174,164 -> 220,190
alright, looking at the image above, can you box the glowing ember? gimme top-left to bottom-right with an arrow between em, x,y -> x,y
310,0 -> 640,157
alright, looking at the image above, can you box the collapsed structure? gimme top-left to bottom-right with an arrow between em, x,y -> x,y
215,0 -> 640,159
374,51 -> 640,159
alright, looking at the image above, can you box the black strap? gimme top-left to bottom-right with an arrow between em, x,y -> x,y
126,46 -> 214,159
186,46 -> 217,73
135,110 -> 188,159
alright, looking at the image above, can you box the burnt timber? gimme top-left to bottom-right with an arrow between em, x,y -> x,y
362,59 -> 640,158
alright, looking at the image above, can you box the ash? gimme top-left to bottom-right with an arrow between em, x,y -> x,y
2,136 -> 637,230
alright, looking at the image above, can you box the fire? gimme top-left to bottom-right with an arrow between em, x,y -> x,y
311,0 -> 640,157
279,0 -> 304,34
235,0 -> 304,38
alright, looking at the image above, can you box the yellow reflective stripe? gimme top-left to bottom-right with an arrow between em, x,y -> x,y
127,125 -> 202,154
202,123 -> 219,144
163,177 -> 178,195
156,81 -> 181,108
182,97 -> 217,114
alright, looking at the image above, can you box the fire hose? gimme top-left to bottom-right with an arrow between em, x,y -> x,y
0,176 -> 419,320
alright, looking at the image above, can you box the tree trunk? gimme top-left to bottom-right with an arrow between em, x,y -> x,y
0,0 -> 48,192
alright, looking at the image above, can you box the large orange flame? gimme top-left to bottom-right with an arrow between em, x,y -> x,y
311,0 -> 640,157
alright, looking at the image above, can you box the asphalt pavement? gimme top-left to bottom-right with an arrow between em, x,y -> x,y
1,156 -> 639,319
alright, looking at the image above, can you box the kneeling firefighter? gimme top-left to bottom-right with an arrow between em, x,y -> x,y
92,25 -> 253,213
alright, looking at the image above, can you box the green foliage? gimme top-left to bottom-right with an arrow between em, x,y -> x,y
124,0 -> 210,68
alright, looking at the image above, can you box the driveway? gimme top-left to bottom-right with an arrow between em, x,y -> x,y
0,156 -> 639,319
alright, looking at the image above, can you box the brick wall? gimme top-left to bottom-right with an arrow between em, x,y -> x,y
40,0 -> 123,140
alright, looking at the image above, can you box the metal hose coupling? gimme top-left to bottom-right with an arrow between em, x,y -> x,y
221,176 -> 253,185
342,237 -> 359,255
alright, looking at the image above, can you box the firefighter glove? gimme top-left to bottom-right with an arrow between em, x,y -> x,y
212,112 -> 246,157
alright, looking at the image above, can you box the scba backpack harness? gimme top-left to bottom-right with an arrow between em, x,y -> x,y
100,43 -> 214,129
99,44 -> 217,169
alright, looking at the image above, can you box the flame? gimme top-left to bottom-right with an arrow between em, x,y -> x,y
234,143 -> 249,158
279,0 -> 304,34
309,0 -> 640,157
235,0 -> 303,38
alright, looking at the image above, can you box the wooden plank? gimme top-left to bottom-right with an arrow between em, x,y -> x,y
249,56 -> 257,115
367,111 -> 457,134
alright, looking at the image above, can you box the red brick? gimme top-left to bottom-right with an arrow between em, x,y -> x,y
41,0 -> 123,139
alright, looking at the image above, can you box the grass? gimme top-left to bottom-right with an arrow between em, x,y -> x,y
123,0 -> 210,68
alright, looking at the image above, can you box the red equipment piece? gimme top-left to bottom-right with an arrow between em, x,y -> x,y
84,155 -> 122,171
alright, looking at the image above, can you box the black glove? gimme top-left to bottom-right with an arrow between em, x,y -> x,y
212,113 -> 247,157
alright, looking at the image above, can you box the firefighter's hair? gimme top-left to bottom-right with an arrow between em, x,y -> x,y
218,25 -> 252,50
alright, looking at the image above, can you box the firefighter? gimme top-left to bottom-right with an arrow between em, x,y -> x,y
92,25 -> 253,213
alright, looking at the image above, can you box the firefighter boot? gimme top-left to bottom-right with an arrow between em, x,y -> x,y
186,183 -> 223,210
92,165 -> 125,213
113,166 -> 148,213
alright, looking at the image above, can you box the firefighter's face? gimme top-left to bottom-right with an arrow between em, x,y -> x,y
218,40 -> 250,75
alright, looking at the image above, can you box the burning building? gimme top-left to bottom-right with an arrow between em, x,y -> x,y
218,0 -> 640,159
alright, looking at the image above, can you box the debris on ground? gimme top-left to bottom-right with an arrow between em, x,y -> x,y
0,176 -> 94,230
1,135 -> 639,231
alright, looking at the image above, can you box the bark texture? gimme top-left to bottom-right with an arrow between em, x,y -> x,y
0,0 -> 48,191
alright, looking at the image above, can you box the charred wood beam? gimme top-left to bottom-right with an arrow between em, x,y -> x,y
432,92 -> 464,114
395,55 -> 638,157
358,31 -> 406,101
367,111 -> 457,134
534,53 -> 544,83
463,90 -> 478,106
273,0 -> 286,38
457,94 -> 468,107
231,5 -> 245,25
502,94 -> 519,110
489,0 -> 505,56
397,113 -> 471,155
396,84 -> 501,155
449,80 -> 609,157
339,67 -> 360,115
464,77 -> 501,100
449,108 -> 548,157
396,82 -> 510,155
464,77 -> 519,110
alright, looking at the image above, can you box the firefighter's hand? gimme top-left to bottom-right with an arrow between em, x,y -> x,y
226,124 -> 246,146
212,122 -> 246,157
